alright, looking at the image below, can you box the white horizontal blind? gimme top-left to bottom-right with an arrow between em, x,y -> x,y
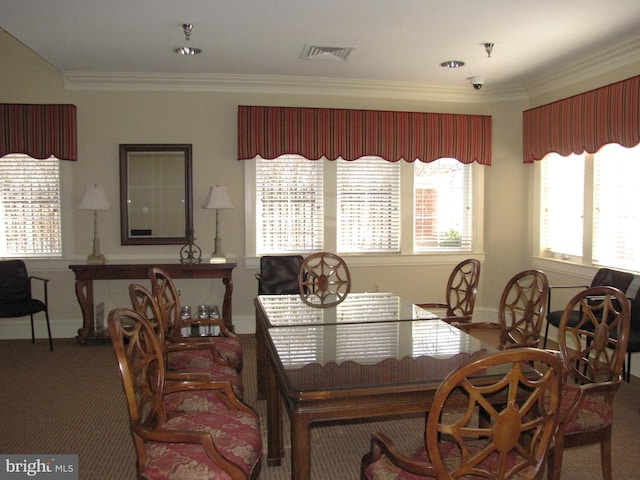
414,158 -> 473,251
412,320 -> 462,357
337,156 -> 400,252
540,152 -> 584,259
270,326 -> 323,366
256,155 -> 323,254
593,143 -> 640,270
0,154 -> 62,256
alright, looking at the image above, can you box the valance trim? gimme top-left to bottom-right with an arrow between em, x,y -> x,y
238,106 -> 492,165
0,104 -> 78,161
523,75 -> 640,163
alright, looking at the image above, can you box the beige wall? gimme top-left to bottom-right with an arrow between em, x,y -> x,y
1,29 -> 639,347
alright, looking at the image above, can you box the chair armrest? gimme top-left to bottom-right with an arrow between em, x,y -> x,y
28,275 -> 49,304
165,341 -> 232,367
165,371 -> 212,382
415,302 -> 448,309
547,284 -> 590,313
163,379 -> 258,415
364,432 -> 437,477
454,322 -> 501,331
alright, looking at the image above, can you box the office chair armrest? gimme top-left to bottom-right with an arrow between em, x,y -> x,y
415,302 -> 448,309
28,275 -> 49,304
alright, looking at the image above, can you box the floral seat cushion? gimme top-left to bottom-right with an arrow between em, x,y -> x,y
209,336 -> 243,370
167,351 -> 243,398
364,440 -> 541,480
143,409 -> 262,479
560,384 -> 612,434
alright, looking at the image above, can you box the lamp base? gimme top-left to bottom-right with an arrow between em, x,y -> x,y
86,254 -> 106,265
209,254 -> 227,264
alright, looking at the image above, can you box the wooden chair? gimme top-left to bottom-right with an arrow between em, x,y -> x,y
108,307 -> 262,480
255,255 -> 304,294
148,267 -> 243,372
416,259 -> 481,323
0,259 -> 53,351
298,252 -> 351,307
548,286 -> 631,480
456,269 -> 549,350
361,348 -> 563,480
129,283 -> 243,399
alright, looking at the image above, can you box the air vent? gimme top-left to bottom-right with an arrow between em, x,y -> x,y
300,44 -> 355,61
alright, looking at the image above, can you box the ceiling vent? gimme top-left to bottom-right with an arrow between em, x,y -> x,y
300,44 -> 355,61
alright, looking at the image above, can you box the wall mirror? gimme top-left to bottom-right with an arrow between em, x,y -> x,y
119,144 -> 193,245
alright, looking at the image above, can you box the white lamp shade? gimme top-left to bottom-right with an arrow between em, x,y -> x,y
202,186 -> 235,210
78,184 -> 111,211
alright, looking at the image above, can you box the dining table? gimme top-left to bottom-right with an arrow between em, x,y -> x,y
254,292 -> 505,480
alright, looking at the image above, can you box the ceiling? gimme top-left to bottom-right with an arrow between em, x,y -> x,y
2,0 -> 640,94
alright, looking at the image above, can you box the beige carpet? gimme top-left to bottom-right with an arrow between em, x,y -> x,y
1,335 -> 639,479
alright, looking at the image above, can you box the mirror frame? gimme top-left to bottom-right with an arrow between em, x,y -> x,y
119,143 -> 193,245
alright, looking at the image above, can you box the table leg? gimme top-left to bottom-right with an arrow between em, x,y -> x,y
74,279 -> 94,343
222,276 -> 233,331
266,352 -> 283,466
290,412 -> 312,480
256,312 -> 266,400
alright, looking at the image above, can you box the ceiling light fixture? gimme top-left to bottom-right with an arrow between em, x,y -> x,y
483,42 -> 494,58
175,23 -> 202,55
440,60 -> 465,68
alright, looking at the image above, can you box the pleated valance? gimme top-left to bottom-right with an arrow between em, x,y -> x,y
238,106 -> 492,165
523,75 -> 640,163
0,104 -> 77,161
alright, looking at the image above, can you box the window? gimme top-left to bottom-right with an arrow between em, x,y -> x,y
414,158 -> 473,251
0,154 -> 62,257
539,143 -> 640,271
249,155 -> 478,257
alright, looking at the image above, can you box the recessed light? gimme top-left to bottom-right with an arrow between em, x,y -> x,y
440,60 -> 465,68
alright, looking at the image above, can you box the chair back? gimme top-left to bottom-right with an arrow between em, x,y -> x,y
108,307 -> 167,431
0,259 -> 31,301
426,348 -> 563,480
129,283 -> 166,343
590,267 -> 634,291
558,285 -> 630,385
256,255 -> 304,294
498,269 -> 549,349
148,267 -> 182,340
444,259 -> 481,318
298,252 -> 351,307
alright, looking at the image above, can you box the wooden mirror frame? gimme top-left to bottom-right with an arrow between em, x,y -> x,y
119,144 -> 193,245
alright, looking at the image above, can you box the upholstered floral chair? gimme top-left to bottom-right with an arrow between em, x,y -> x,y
129,283 -> 243,399
108,307 -> 262,480
548,286 -> 631,480
361,348 -> 563,480
148,266 -> 243,372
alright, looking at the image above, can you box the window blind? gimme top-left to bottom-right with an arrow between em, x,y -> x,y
256,156 -> 323,254
593,143 -> 640,270
0,154 -> 62,256
337,157 -> 400,253
540,153 -> 584,259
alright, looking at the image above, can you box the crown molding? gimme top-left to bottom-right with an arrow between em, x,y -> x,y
64,71 -> 526,104
63,32 -> 638,104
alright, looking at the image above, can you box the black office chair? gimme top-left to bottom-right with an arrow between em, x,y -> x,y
0,259 -> 53,351
255,255 -> 304,295
543,267 -> 633,348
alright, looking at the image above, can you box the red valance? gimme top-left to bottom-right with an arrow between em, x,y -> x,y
238,106 -> 492,165
0,104 -> 77,161
523,75 -> 640,163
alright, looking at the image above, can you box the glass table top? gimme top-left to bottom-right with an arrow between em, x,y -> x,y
268,317 -> 499,393
256,292 -> 438,327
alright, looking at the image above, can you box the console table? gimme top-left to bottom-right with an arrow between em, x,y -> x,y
69,262 -> 236,344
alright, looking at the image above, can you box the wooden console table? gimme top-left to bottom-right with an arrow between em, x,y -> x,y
69,262 -> 236,344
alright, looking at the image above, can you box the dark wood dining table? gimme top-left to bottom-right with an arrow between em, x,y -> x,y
255,292 -> 507,480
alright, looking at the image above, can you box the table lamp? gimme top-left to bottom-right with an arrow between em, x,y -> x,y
78,184 -> 111,264
202,185 -> 234,263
